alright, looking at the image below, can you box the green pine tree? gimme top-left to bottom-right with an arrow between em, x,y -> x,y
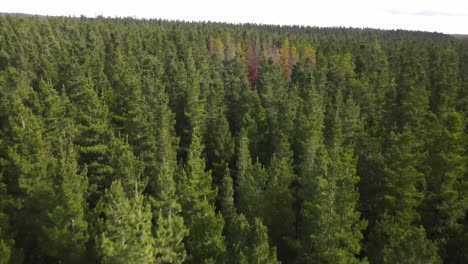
223,55 -> 252,135
204,63 -> 234,193
95,180 -> 154,264
249,218 -> 281,264
220,168 -> 280,264
151,88 -> 188,263
69,76 -> 114,204
263,136 -> 296,261
368,129 -> 440,263
219,167 -> 236,222
236,130 -> 268,220
178,131 -> 226,263
43,132 -> 89,263
0,67 -> 56,262
0,171 -> 12,264
422,109 -> 468,260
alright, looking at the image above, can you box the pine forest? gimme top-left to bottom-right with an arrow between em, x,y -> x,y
0,15 -> 467,263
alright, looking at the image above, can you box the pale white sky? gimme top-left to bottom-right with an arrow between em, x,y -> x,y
2,0 -> 468,34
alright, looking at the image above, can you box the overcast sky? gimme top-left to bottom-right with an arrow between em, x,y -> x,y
3,0 -> 468,34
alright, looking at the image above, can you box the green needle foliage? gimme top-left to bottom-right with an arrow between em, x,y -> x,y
0,14 -> 466,263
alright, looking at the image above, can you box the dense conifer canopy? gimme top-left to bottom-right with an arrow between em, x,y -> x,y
0,14 -> 467,263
